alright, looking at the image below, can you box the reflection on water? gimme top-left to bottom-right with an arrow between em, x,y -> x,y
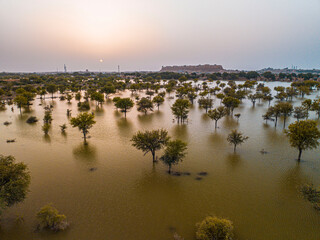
226,153 -> 242,168
222,116 -> 238,129
116,118 -> 133,138
42,134 -> 51,143
172,124 -> 188,140
137,113 -> 153,125
72,143 -> 97,162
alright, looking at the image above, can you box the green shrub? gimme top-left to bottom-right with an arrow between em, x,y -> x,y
36,204 -> 69,231
196,216 -> 234,240
26,116 -> 38,123
77,101 -> 90,111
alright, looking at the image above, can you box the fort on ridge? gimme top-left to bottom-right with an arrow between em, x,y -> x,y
160,64 -> 224,73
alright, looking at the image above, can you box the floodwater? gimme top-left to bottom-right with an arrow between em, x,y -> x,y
0,81 -> 320,240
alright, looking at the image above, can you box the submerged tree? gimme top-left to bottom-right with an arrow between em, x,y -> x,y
70,112 -> 96,144
46,84 -> 57,99
152,95 -> 165,110
131,129 -> 170,163
284,120 -> 320,162
278,102 -> 293,128
36,204 -> 69,231
171,99 -> 191,124
207,106 -> 227,129
137,97 -> 153,114
160,139 -> 187,174
114,98 -> 134,118
0,155 -> 30,216
196,216 -> 234,240
13,95 -> 27,114
198,98 -> 213,113
227,129 -> 249,152
293,106 -> 308,122
222,96 -> 240,116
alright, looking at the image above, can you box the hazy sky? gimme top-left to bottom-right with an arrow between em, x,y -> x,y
0,0 -> 319,72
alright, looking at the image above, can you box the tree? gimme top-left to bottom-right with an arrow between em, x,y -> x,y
152,95 -> 164,110
171,99 -> 191,124
46,84 -> 57,99
160,139 -> 187,174
234,113 -> 241,122
311,98 -> 320,119
293,106 -> 308,121
227,129 -> 249,152
207,106 -> 227,129
198,98 -> 213,113
284,120 -> 320,162
137,97 -> 153,114
278,102 -> 293,128
196,216 -> 234,240
13,95 -> 27,114
70,112 -> 96,144
66,94 -> 73,103
222,97 -> 240,116
0,155 -> 30,215
43,110 -> 53,124
91,92 -> 104,106
36,204 -> 69,231
248,94 -> 257,107
131,129 -> 170,162
114,98 -> 134,118
42,123 -> 50,135
302,99 -> 312,118
75,92 -> 82,102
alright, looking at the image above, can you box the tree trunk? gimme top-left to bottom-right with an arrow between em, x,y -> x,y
152,152 -> 156,162
275,116 -> 278,127
83,130 -> 87,144
297,149 -> 302,162
168,165 -> 171,174
283,116 -> 287,128
234,144 -> 236,152
215,120 -> 218,129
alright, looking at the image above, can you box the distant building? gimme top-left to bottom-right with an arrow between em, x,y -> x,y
160,64 -> 224,73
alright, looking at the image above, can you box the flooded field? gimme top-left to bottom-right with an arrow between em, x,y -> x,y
0,81 -> 320,240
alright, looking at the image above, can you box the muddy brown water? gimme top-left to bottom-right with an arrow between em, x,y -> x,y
0,81 -> 319,240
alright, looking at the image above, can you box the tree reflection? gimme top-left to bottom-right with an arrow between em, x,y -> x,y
73,143 -> 97,163
226,153 -> 242,168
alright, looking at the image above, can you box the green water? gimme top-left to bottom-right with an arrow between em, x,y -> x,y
0,81 -> 320,240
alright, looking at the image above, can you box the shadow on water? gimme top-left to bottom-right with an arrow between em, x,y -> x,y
264,127 -> 287,146
113,110 -> 122,118
73,143 -> 97,162
116,118 -> 134,138
201,113 -> 210,123
226,153 -> 243,168
94,106 -> 105,116
222,116 -> 238,129
171,124 -> 188,140
208,131 -> 226,148
279,163 -> 309,196
137,113 -> 154,125
42,134 -> 51,143
134,168 -> 183,196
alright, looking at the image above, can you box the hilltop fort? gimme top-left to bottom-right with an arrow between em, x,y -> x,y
160,64 -> 224,73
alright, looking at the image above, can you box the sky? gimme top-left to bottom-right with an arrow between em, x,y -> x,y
0,0 -> 320,72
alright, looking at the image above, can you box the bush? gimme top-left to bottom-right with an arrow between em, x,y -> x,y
26,116 -> 38,124
77,101 -> 90,111
36,204 -> 69,231
42,123 -> 50,135
196,216 -> 234,240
